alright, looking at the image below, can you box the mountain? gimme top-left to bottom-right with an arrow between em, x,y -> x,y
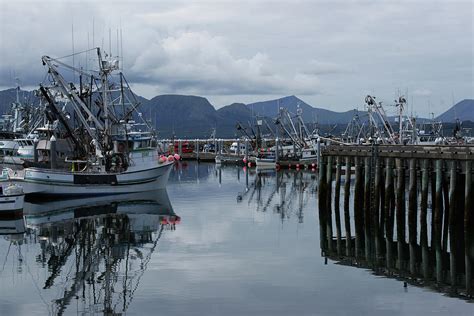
435,99 -> 474,122
248,95 -> 363,125
0,88 -> 38,114
141,94 -> 219,138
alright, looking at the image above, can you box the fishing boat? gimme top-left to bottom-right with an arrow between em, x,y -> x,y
2,48 -> 174,196
0,183 -> 24,212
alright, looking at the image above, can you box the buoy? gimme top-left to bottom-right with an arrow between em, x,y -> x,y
247,162 -> 252,167
167,155 -> 175,162
159,156 -> 167,163
288,164 -> 292,169
311,163 -> 316,168
296,164 -> 300,169
311,168 -> 316,172
174,154 -> 181,160
243,157 -> 247,163
276,164 -> 280,170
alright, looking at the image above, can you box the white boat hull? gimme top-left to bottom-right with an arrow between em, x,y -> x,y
3,162 -> 174,196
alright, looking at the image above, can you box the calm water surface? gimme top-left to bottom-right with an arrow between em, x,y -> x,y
0,162 -> 472,315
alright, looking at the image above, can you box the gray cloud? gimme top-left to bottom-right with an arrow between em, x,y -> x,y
0,0 -> 472,115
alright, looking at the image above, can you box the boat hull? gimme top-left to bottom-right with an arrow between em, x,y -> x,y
5,162 -> 174,196
255,158 -> 276,169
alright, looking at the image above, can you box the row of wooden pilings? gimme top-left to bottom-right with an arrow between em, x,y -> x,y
318,145 -> 473,298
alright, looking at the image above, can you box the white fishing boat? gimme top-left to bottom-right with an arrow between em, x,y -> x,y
1,48 -> 174,196
0,183 -> 24,211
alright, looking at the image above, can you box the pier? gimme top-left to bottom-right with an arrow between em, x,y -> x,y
318,144 -> 474,298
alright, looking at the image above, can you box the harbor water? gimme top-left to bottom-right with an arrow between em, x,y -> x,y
0,162 -> 472,315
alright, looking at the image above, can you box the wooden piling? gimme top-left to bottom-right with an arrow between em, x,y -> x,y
344,156 -> 352,256
420,159 -> 430,279
354,156 -> 364,259
374,157 -> 381,262
395,158 -> 406,270
364,156 -> 371,261
465,160 -> 472,295
443,172 -> 450,253
448,160 -> 457,288
384,158 -> 395,269
326,156 -> 334,252
408,158 -> 418,275
434,159 -> 443,284
334,156 -> 343,255
318,156 -> 328,253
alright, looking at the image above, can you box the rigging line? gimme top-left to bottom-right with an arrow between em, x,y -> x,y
124,225 -> 165,311
24,254 -> 52,313
0,241 -> 12,275
54,48 -> 99,60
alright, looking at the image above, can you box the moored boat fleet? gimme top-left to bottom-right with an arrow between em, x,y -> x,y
0,48 -> 472,213
0,47 -> 179,212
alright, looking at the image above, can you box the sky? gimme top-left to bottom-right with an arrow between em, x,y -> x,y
0,0 -> 472,116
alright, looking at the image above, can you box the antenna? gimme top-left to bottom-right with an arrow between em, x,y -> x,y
120,26 -> 123,70
72,23 -> 75,81
87,32 -> 89,71
109,28 -> 112,56
92,18 -> 95,48
452,91 -> 457,120
116,29 -> 119,58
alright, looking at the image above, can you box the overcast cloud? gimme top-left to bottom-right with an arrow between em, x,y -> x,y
0,0 -> 472,116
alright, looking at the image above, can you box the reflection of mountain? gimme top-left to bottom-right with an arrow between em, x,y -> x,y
238,168 -> 317,223
169,162 -> 215,183
5,190 -> 179,315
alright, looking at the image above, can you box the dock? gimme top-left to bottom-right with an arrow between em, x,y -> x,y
318,144 -> 474,297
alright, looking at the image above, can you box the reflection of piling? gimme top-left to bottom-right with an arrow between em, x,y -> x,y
334,156 -> 343,255
344,156 -> 352,256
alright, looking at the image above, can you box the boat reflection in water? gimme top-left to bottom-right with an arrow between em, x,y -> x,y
2,190 -> 179,315
236,167 -> 317,223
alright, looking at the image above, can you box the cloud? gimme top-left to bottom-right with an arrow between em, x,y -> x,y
0,0 -> 472,115
413,88 -> 433,97
303,60 -> 352,75
129,31 -> 320,95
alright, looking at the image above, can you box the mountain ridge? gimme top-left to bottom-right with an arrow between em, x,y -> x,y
0,88 -> 471,137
